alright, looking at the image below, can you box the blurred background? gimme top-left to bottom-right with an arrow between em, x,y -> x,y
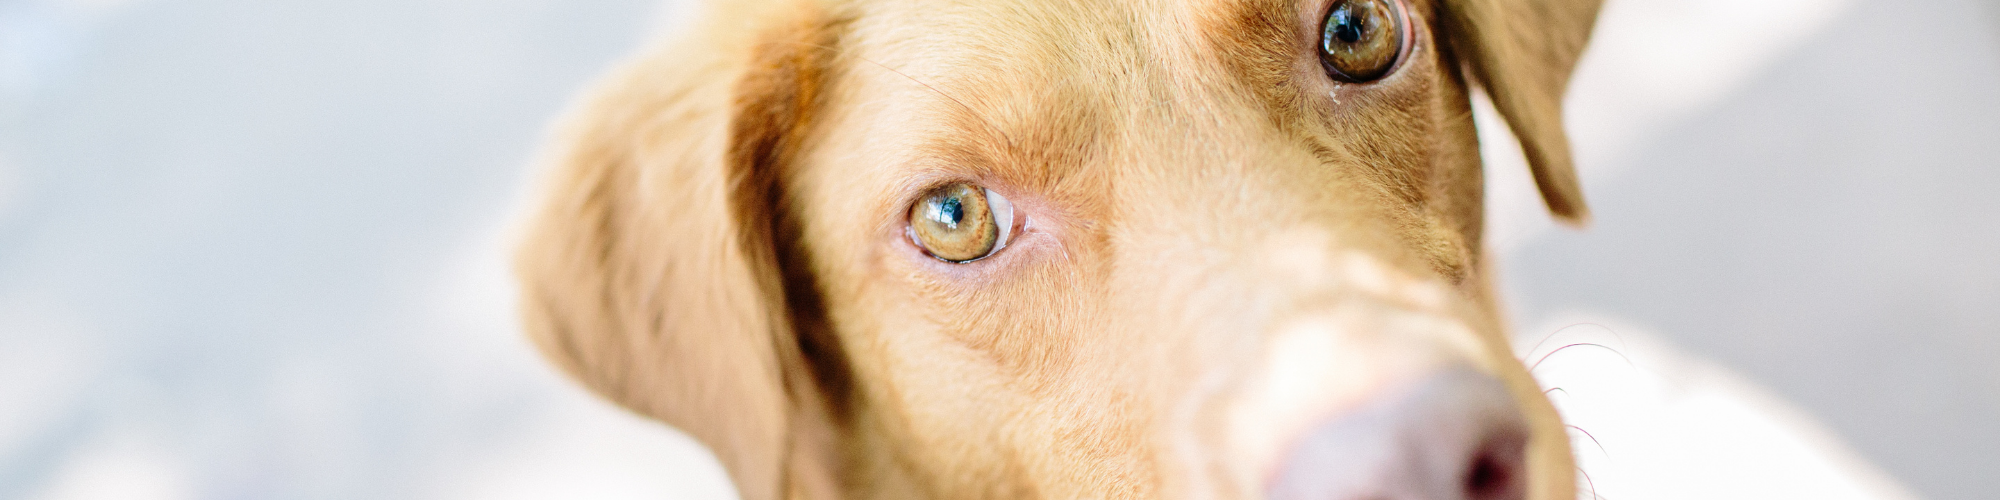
0,0 -> 1994,499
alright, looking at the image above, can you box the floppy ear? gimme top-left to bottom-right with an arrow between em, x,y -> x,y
513,6 -> 837,500
1440,0 -> 1603,224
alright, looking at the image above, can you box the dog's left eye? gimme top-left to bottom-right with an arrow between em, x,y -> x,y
1319,0 -> 1407,83
908,183 -> 1015,263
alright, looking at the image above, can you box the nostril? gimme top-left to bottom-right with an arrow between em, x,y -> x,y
1266,369 -> 1529,500
1463,435 -> 1526,500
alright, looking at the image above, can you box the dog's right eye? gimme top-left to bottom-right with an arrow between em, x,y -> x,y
908,183 -> 1015,263
1319,0 -> 1407,83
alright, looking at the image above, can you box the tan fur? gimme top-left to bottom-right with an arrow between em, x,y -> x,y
516,0 -> 1601,498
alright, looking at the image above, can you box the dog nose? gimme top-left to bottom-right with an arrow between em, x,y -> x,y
1266,369 -> 1529,500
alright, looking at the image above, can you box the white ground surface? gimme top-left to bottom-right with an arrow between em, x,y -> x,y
1,0 -> 1994,498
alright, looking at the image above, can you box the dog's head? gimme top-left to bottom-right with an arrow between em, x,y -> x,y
517,0 -> 1600,498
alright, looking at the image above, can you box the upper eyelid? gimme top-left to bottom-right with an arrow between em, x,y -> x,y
889,164 -> 1033,214
877,171 -> 966,227
892,176 -> 976,213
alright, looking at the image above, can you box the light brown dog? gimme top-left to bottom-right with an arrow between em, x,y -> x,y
515,0 -> 1601,498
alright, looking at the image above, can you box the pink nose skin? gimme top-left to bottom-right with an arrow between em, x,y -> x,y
1266,369 -> 1530,500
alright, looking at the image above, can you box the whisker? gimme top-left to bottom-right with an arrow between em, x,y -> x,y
1529,342 -> 1635,373
1577,466 -> 1603,500
1522,325 -> 1572,357
1523,322 -> 1630,361
1567,424 -> 1609,460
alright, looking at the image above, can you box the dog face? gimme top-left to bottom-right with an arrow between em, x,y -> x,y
516,0 -> 1601,498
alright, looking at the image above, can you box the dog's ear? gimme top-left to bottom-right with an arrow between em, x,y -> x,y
514,7 -> 836,500
1441,0 -> 1603,224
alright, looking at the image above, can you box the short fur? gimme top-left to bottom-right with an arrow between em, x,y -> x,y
517,0 -> 1601,498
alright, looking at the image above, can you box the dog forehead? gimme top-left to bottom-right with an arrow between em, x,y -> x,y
840,0 -> 1302,107
831,0 -> 1318,186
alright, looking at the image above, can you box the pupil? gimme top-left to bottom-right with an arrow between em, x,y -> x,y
1332,6 -> 1365,44
936,197 -> 963,228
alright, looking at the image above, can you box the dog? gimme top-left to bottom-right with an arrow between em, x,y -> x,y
514,0 -> 1602,498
